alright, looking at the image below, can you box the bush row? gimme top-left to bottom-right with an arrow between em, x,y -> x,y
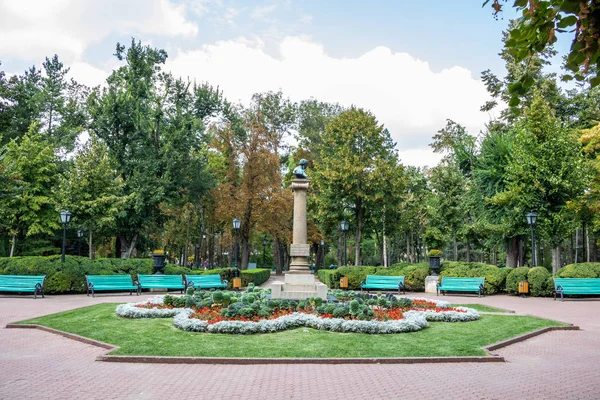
0,256 -> 270,293
318,263 -> 430,291
439,261 -> 510,295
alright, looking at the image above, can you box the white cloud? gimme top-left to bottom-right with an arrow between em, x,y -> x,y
250,4 -> 277,20
166,36 -> 494,167
0,0 -> 198,62
68,62 -> 110,88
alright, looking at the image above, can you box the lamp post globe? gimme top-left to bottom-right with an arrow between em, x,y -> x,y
340,220 -> 349,267
59,210 -> 72,263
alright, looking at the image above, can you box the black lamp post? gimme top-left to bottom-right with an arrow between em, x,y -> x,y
203,234 -> 207,264
262,237 -> 267,268
526,212 -> 538,267
77,230 -> 84,256
195,243 -> 200,268
59,210 -> 72,263
320,239 -> 325,270
340,219 -> 349,266
233,217 -> 241,275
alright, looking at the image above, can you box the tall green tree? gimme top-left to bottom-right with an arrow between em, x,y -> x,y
428,161 -> 467,260
493,95 -> 588,271
312,107 -> 404,266
1,123 -> 58,256
56,139 -> 127,258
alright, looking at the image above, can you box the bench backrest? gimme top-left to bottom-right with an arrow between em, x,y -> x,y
86,275 -> 135,286
440,277 -> 485,287
186,274 -> 223,284
138,274 -> 184,286
365,275 -> 404,285
0,275 -> 45,287
554,278 -> 600,291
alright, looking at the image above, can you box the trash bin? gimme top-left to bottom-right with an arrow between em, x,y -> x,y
518,281 -> 529,298
340,277 -> 349,289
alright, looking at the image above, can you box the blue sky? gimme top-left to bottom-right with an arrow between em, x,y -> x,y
0,1 -> 571,167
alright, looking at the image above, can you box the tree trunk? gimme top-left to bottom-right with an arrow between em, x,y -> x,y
586,226 -> 590,262
355,204 -> 363,266
506,236 -> 519,268
119,233 -> 138,259
273,237 -> 283,275
466,239 -> 471,263
452,226 -> 457,261
591,232 -> 598,262
406,233 -> 411,263
89,231 -> 93,260
241,236 -> 249,270
383,234 -> 388,267
552,246 -> 561,274
9,233 -> 16,257
518,236 -> 525,267
184,215 -> 191,267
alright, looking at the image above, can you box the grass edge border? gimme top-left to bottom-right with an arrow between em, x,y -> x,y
5,322 -> 580,364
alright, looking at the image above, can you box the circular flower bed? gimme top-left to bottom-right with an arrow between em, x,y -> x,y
115,287 -> 479,334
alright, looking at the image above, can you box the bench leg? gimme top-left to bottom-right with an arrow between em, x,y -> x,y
561,292 -> 564,302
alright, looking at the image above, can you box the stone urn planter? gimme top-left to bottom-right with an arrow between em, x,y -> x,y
427,249 -> 443,276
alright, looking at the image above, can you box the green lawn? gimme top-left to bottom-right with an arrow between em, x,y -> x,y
451,304 -> 512,313
19,303 -> 565,358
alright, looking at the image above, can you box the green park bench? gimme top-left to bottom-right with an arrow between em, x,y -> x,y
360,275 -> 405,294
437,277 -> 485,297
0,275 -> 46,299
553,277 -> 600,301
85,275 -> 140,297
185,274 -> 228,290
138,274 -> 186,293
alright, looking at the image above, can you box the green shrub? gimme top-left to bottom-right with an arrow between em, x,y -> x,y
241,269 -> 271,287
336,266 -> 378,289
506,267 -> 530,294
317,269 -> 340,288
440,261 -> 508,294
555,263 -> 600,278
0,256 -> 156,294
527,267 -> 552,297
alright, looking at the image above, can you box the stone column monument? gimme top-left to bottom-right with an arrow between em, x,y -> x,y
271,159 -> 328,299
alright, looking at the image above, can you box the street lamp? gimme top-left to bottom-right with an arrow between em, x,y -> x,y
203,234 -> 207,265
77,230 -> 84,257
320,239 -> 325,270
232,217 -> 241,275
195,243 -> 200,268
526,212 -> 538,267
59,210 -> 72,263
340,219 -> 349,266
262,236 -> 267,268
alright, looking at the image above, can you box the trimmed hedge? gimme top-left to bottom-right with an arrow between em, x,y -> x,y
505,267 -> 529,294
527,267 -> 552,297
555,263 -> 600,278
505,266 -> 553,297
440,261 -> 509,295
165,265 -> 271,289
317,269 -> 340,288
0,256 -> 152,294
0,256 -> 272,294
325,263 -> 430,291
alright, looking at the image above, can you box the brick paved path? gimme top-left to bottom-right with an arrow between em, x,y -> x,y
1,284 -> 600,399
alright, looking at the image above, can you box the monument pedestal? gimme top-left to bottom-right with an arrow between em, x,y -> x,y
271,273 -> 328,300
270,178 -> 329,300
425,275 -> 440,294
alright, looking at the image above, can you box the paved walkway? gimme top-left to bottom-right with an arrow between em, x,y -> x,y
1,282 -> 600,399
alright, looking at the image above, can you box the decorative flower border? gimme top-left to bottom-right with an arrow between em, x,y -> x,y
115,296 -> 479,334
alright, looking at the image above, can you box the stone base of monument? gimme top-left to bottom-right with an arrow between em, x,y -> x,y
271,273 -> 328,300
424,275 -> 440,294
